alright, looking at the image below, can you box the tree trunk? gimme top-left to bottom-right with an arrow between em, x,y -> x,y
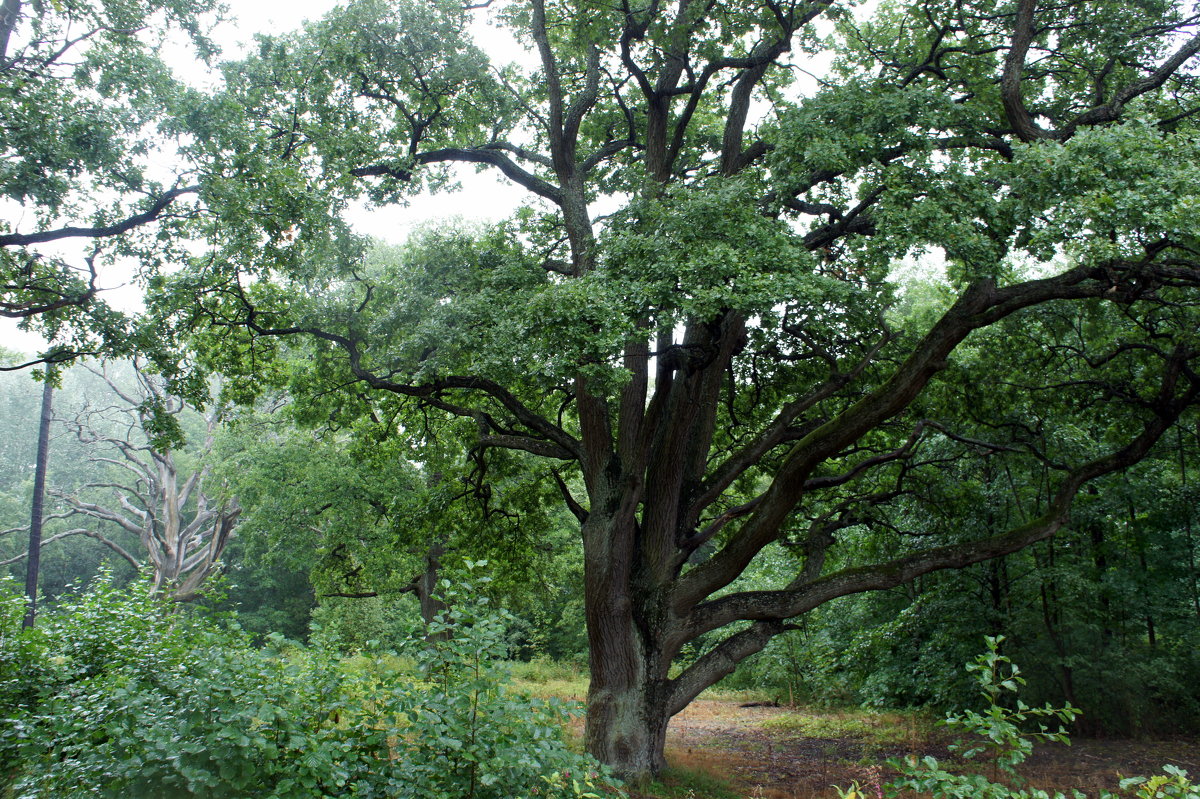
580,501 -> 675,783
1180,428 -> 1200,619
582,596 -> 672,783
0,0 -> 21,63
415,542 -> 450,641
585,672 -> 670,783
1087,509 -> 1113,648
23,377 -> 53,628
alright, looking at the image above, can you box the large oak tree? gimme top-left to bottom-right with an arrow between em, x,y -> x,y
175,0 -> 1200,779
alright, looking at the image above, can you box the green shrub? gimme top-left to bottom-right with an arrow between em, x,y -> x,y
379,569 -> 618,798
0,568 -> 622,798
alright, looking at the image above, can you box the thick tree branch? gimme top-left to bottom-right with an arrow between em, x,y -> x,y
687,332 -> 889,526
552,468 -> 589,523
531,0 -> 566,168
672,256 -> 1198,611
801,420 -> 928,491
720,1 -> 838,175
216,304 -> 583,459
0,0 -> 20,65
477,434 -> 575,460
0,186 -> 198,247
1062,30 -> 1200,136
666,620 -> 784,716
1002,0 -> 1200,142
351,146 -> 563,205
684,349 -> 1199,637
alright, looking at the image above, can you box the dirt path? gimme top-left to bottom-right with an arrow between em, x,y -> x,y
658,700 -> 1200,799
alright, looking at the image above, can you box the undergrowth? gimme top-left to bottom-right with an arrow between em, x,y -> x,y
0,567 -> 621,799
760,709 -> 934,747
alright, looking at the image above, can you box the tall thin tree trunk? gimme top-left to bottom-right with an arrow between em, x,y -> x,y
1036,541 -> 1079,720
1127,500 -> 1159,648
1086,504 -> 1114,648
1179,428 -> 1199,619
23,376 -> 53,629
0,0 -> 21,63
987,559 -> 1008,637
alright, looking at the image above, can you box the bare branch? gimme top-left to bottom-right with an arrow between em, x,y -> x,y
0,528 -> 141,570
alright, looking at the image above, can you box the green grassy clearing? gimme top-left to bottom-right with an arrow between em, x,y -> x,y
758,707 -> 938,748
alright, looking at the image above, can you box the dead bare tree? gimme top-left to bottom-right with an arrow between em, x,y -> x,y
45,363 -> 240,601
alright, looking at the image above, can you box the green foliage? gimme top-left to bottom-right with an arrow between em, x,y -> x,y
508,656 -> 587,686
392,568 -> 619,798
13,0 -> 1200,780
876,637 -> 1198,799
0,569 -> 622,798
723,402 -> 1200,736
1118,766 -> 1200,799
308,593 -> 425,652
208,363 -> 589,651
940,636 -> 1077,778
1,0 -> 219,362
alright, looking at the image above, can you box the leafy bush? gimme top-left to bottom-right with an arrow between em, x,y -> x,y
0,569 -> 621,798
308,591 -> 424,652
383,569 -> 618,798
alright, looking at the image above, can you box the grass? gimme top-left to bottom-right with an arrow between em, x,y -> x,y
630,765 -> 745,799
699,685 -> 777,704
758,707 -> 937,748
506,661 -> 777,705
506,657 -> 590,699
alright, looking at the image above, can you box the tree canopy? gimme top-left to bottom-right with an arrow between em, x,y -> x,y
0,0 -> 219,369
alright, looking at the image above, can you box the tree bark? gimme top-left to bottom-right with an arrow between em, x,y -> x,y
0,0 -> 20,65
23,376 -> 52,628
585,671 -> 670,783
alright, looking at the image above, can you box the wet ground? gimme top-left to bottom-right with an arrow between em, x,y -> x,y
658,700 -> 1200,798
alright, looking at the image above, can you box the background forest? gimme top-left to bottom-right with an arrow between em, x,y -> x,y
4,332 -> 1199,738
3,349 -> 1198,796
